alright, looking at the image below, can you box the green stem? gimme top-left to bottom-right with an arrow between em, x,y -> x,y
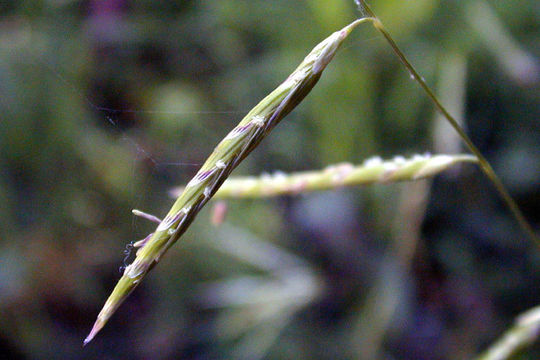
475,305 -> 540,360
356,0 -> 538,245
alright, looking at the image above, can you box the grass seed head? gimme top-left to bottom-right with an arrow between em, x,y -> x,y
183,154 -> 478,199
85,19 -> 362,345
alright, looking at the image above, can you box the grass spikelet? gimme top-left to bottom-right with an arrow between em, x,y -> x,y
84,19 -> 368,345
170,154 -> 478,199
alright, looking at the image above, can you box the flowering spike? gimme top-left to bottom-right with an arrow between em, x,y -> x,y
170,154 -> 478,199
85,19 -> 365,345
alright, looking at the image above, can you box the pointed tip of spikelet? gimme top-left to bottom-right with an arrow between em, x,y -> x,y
83,318 -> 104,346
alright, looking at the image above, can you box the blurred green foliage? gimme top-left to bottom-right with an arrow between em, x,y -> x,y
0,0 -> 538,359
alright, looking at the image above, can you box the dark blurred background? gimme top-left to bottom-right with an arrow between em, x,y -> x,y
0,0 -> 538,359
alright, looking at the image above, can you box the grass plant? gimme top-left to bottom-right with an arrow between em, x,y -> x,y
85,1 -> 538,349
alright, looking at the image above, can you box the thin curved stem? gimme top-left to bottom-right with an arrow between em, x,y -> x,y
355,0 -> 538,245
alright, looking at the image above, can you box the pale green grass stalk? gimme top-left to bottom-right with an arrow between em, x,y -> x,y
476,305 -> 540,360
84,18 -> 370,345
170,154 -> 477,199
355,0 -> 538,245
